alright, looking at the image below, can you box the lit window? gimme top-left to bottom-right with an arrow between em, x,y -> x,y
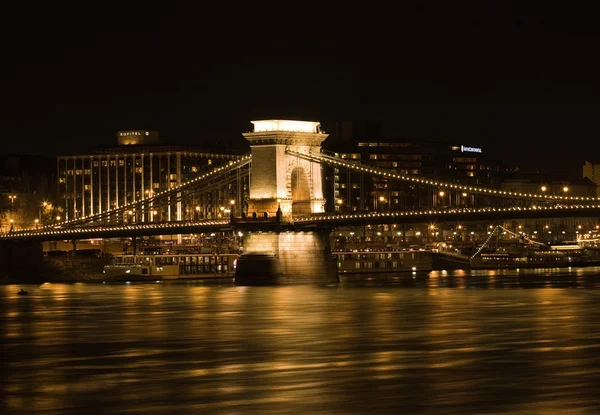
93,161 -> 99,167
75,169 -> 82,175
135,167 -> 143,173
102,160 -> 108,167
208,159 -> 212,165
191,166 -> 198,173
118,160 -> 125,166
84,169 -> 91,175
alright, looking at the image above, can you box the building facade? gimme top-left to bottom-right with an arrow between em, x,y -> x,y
57,130 -> 248,222
322,121 -> 504,212
583,161 -> 600,197
0,154 -> 56,232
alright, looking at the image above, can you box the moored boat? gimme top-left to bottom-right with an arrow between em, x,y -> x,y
333,248 -> 433,276
103,253 -> 238,281
470,244 -> 600,269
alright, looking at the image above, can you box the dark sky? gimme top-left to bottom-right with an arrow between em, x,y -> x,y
2,1 -> 599,178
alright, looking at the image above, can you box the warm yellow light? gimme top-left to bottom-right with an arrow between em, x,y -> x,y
9,219 -> 14,223
35,219 -> 39,223
457,225 -> 462,230
277,199 -> 282,203
56,216 -> 61,221
430,225 -> 435,230
461,192 -> 467,197
337,199 -> 343,205
379,196 -> 385,202
42,201 -> 48,207
128,210 -> 133,215
220,206 -> 225,211
563,186 -> 569,192
541,186 -> 547,192
439,191 -> 445,197
251,120 -> 320,133
195,206 -> 200,211
230,199 -> 235,205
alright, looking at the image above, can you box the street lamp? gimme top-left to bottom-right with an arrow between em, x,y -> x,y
9,218 -> 14,231
39,201 -> 48,224
8,195 -> 16,210
195,205 -> 200,220
563,186 -> 569,193
34,219 -> 39,229
541,186 -> 547,192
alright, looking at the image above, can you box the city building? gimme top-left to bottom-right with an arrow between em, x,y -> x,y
57,130 -> 248,222
583,161 -> 600,197
501,173 -> 597,199
0,154 -> 56,232
322,121 -> 504,212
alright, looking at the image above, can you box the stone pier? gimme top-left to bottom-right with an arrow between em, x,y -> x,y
235,231 -> 339,285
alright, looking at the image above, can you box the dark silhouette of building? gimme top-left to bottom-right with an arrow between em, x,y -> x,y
0,154 -> 56,231
322,121 -> 504,212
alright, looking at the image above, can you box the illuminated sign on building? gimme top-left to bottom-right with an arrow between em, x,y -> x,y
117,130 -> 159,145
251,120 -> 321,133
119,131 -> 149,137
461,145 -> 482,153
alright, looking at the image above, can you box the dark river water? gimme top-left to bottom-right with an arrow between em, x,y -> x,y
3,267 -> 600,414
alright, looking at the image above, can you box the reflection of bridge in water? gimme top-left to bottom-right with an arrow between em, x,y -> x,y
3,120 -> 600,283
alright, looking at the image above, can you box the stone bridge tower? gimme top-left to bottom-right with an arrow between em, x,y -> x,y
243,120 -> 328,218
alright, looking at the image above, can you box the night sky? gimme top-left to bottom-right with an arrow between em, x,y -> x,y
2,1 -> 599,178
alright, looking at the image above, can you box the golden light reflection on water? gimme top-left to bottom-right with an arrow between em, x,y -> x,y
3,277 -> 600,414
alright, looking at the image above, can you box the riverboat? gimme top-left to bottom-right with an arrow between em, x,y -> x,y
333,249 -> 433,275
103,253 -> 238,281
470,244 -> 600,269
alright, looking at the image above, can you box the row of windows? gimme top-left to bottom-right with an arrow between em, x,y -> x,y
369,154 -> 423,160
358,142 -> 411,147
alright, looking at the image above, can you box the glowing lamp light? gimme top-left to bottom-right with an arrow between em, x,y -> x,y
541,186 -> 547,192
251,120 -> 320,133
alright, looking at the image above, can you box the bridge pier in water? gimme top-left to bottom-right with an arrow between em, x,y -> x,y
235,230 -> 338,285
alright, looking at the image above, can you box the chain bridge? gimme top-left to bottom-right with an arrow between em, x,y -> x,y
2,120 -> 599,282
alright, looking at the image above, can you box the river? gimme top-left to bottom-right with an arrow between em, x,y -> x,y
3,267 -> 600,414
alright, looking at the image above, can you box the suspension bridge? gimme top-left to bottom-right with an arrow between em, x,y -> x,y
1,120 -> 599,282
